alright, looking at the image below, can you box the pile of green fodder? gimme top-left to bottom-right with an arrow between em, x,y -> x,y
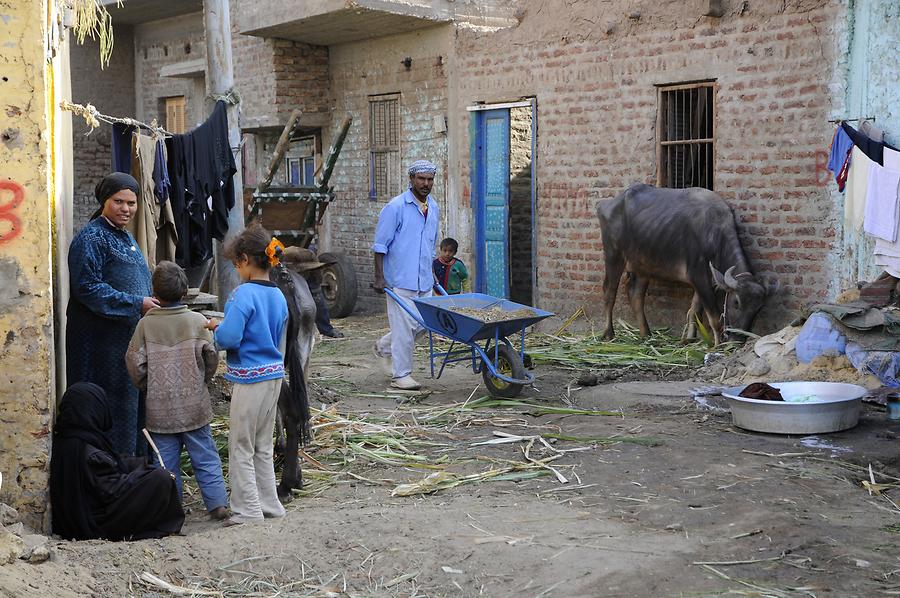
525,320 -> 731,371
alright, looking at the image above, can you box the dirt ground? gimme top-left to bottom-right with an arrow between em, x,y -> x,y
4,313 -> 900,597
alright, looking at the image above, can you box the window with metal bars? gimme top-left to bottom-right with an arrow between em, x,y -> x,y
368,93 -> 400,200
164,96 -> 186,134
656,82 -> 716,190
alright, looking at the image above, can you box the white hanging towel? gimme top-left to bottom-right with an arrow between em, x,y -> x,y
885,147 -> 900,171
864,163 -> 900,242
872,148 -> 900,276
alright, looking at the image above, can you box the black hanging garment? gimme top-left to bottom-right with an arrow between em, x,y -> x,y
841,121 -> 900,167
165,100 -> 236,268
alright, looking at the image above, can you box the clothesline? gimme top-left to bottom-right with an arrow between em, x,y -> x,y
829,116 -> 876,124
61,99 -> 172,138
60,99 -> 243,154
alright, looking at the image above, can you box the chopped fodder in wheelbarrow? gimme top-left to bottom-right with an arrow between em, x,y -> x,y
449,305 -> 538,323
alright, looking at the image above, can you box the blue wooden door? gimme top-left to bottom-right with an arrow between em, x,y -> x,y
473,109 -> 510,297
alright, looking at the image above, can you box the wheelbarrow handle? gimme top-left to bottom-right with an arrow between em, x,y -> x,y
382,287 -> 428,328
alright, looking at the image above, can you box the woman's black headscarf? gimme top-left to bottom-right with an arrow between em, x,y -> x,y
94,172 -> 139,206
50,383 -> 126,539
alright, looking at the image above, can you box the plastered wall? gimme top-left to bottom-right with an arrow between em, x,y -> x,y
831,0 -> 900,289
0,0 -> 56,531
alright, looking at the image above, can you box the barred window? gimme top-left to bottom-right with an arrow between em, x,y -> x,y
164,96 -> 186,134
368,93 -> 400,200
657,82 -> 716,190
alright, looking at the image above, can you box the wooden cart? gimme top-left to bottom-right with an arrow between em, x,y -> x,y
248,113 -> 358,317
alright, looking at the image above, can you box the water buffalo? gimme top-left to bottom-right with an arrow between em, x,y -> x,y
596,184 -> 768,345
270,261 -> 317,500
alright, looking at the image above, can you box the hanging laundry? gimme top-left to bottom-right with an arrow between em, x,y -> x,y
150,139 -> 177,265
874,236 -> 900,278
153,138 -> 171,204
844,146 -> 873,235
190,101 -> 236,245
827,125 -> 854,191
864,163 -> 900,242
112,122 -> 134,173
128,133 -> 162,268
885,147 -> 900,171
841,121 -> 900,166
164,100 -> 236,268
873,148 -> 900,277
165,135 -> 193,266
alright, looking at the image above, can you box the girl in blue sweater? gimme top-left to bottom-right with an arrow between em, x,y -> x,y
207,223 -> 288,524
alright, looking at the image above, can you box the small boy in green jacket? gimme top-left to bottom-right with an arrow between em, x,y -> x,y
432,237 -> 469,294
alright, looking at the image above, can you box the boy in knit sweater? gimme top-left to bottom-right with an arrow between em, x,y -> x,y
126,261 -> 229,520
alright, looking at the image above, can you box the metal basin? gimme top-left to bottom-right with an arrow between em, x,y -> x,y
721,381 -> 867,434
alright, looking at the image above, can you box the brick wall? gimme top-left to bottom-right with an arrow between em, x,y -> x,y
323,26 -> 452,307
69,28 -> 135,230
454,0 -> 841,334
134,14 -> 207,127
231,3 -> 330,130
509,105 -> 533,304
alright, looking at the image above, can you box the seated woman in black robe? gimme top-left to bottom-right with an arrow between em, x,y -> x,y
50,383 -> 185,541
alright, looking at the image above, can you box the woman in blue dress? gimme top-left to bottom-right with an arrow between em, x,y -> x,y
66,173 -> 160,455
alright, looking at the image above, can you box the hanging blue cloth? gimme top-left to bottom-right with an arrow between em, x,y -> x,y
827,126 -> 853,190
152,138 -> 171,204
111,123 -> 134,174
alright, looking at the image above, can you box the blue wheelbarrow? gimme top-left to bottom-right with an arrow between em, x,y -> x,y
384,288 -> 554,397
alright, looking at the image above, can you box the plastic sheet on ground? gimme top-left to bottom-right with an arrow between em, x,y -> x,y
795,312 -> 847,364
846,342 -> 900,388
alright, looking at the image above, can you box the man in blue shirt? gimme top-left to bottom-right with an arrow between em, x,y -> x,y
372,160 -> 441,390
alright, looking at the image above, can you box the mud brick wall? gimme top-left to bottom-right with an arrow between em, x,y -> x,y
69,30 -> 136,231
455,0 -> 842,334
323,26 -> 452,307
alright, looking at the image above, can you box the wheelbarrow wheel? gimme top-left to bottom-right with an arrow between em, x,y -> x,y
319,251 -> 358,318
482,343 -> 526,398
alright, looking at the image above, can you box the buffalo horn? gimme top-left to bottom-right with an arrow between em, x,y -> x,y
724,266 -> 739,289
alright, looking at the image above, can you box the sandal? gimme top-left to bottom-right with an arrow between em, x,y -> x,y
209,506 -> 230,520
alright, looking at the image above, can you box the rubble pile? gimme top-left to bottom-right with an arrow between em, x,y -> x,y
0,502 -> 51,565
701,276 -> 900,390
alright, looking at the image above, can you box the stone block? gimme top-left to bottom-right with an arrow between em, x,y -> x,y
22,534 -> 50,564
0,531 -> 25,565
0,503 -> 19,526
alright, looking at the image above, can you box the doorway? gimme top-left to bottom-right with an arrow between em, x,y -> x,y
470,100 -> 536,305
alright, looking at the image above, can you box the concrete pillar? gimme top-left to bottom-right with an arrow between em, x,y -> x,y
204,0 -> 244,306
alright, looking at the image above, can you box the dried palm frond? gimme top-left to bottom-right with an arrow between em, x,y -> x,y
62,0 -> 121,68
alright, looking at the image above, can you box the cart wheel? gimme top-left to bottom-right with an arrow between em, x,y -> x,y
482,343 -> 526,398
319,252 -> 358,318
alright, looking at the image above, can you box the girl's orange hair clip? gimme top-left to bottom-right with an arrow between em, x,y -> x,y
265,237 -> 285,267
